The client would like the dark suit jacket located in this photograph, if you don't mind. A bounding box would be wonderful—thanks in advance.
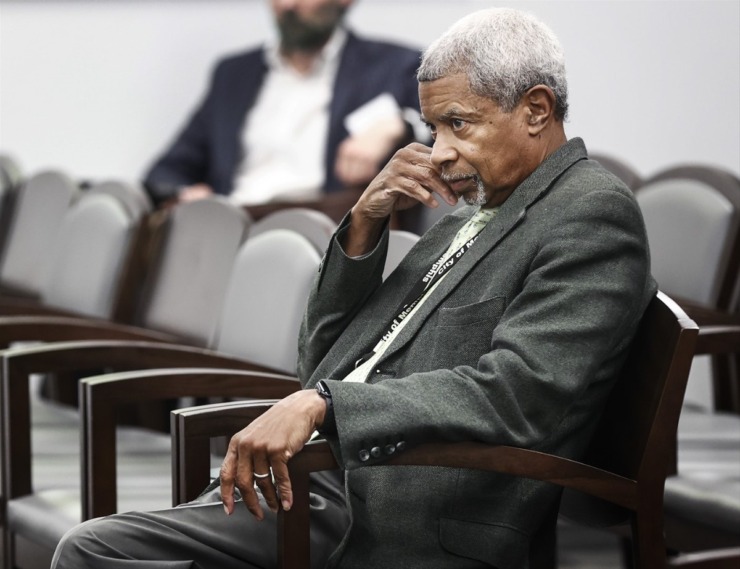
[143,30,422,202]
[298,139,657,569]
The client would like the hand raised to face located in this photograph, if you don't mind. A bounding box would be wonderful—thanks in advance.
[356,143,458,219]
[341,143,458,257]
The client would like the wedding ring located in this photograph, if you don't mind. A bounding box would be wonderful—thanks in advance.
[253,471,271,479]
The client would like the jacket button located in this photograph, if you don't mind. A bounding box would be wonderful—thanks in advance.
[370,446,382,458]
[396,441,406,452]
[384,444,396,455]
[359,449,370,462]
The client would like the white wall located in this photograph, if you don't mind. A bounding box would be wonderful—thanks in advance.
[1,0,738,183]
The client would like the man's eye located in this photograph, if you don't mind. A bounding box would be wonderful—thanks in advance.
[451,118,466,130]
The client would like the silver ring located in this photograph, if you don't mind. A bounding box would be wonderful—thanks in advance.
[253,471,271,479]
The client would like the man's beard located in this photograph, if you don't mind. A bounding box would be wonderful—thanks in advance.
[465,177,487,206]
[278,6,346,53]
[442,173,488,206]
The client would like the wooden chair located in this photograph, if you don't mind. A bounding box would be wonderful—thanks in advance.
[1,230,321,567]
[662,323,740,568]
[170,292,701,568]
[635,165,740,412]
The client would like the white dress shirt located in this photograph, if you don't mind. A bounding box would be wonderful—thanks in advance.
[229,29,347,206]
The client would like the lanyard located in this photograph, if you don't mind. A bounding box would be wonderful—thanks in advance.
[354,226,485,369]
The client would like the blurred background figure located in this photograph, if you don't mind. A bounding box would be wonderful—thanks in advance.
[143,0,426,210]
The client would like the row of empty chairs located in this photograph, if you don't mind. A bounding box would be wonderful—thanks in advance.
[1,150,738,569]
[0,156,422,568]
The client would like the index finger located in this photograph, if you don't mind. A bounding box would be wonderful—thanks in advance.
[404,145,457,207]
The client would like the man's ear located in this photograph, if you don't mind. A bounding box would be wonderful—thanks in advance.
[523,85,556,135]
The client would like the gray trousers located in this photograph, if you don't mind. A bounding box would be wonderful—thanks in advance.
[51,471,348,569]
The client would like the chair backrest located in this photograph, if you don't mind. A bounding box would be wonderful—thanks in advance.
[0,154,23,190]
[384,229,420,280]
[636,166,740,411]
[636,165,740,311]
[589,152,643,191]
[412,199,466,235]
[39,183,147,319]
[85,179,153,220]
[249,208,336,254]
[0,170,80,297]
[136,197,251,347]
[0,155,23,262]
[587,292,697,479]
[213,229,322,373]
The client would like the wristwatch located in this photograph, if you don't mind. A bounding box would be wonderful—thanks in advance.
[315,380,336,435]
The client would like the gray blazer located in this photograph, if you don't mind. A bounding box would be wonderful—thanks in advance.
[298,138,657,569]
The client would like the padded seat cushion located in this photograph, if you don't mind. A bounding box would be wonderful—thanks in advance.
[20,420,177,550]
[677,444,740,480]
[664,477,740,535]
[678,409,740,446]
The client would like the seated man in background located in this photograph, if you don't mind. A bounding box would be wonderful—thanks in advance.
[143,0,425,209]
[53,7,656,569]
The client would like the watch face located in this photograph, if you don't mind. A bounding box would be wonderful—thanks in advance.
[316,381,331,399]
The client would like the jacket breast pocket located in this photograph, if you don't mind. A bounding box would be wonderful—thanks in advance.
[429,296,506,370]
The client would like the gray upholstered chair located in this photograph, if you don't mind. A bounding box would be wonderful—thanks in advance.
[0,197,250,566]
[0,197,251,350]
[634,165,740,564]
[0,170,80,299]
[0,180,150,321]
[384,229,420,280]
[589,152,643,191]
[249,207,337,254]
[0,154,23,190]
[409,198,466,235]
[2,229,321,567]
[0,154,23,263]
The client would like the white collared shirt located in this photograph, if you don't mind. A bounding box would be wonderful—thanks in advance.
[229,28,347,206]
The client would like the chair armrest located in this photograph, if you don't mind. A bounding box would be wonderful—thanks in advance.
[0,315,179,349]
[672,297,740,327]
[694,325,740,414]
[169,400,642,569]
[81,368,300,519]
[171,400,284,505]
[667,547,740,569]
[0,339,288,509]
[694,325,740,355]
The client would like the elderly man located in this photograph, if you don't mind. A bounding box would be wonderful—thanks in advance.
[53,7,655,569]
[144,0,424,207]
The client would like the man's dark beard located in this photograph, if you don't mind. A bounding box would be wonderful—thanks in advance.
[278,7,346,53]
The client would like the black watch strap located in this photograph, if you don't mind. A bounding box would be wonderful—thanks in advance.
[315,380,336,435]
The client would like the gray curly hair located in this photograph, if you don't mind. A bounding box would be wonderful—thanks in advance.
[418,8,569,121]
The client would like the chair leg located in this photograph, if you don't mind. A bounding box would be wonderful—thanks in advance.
[529,502,558,569]
[3,524,15,569]
[630,507,668,569]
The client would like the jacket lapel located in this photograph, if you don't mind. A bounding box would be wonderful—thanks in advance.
[376,138,589,365]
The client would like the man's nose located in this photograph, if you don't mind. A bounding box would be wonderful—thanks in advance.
[429,133,458,169]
